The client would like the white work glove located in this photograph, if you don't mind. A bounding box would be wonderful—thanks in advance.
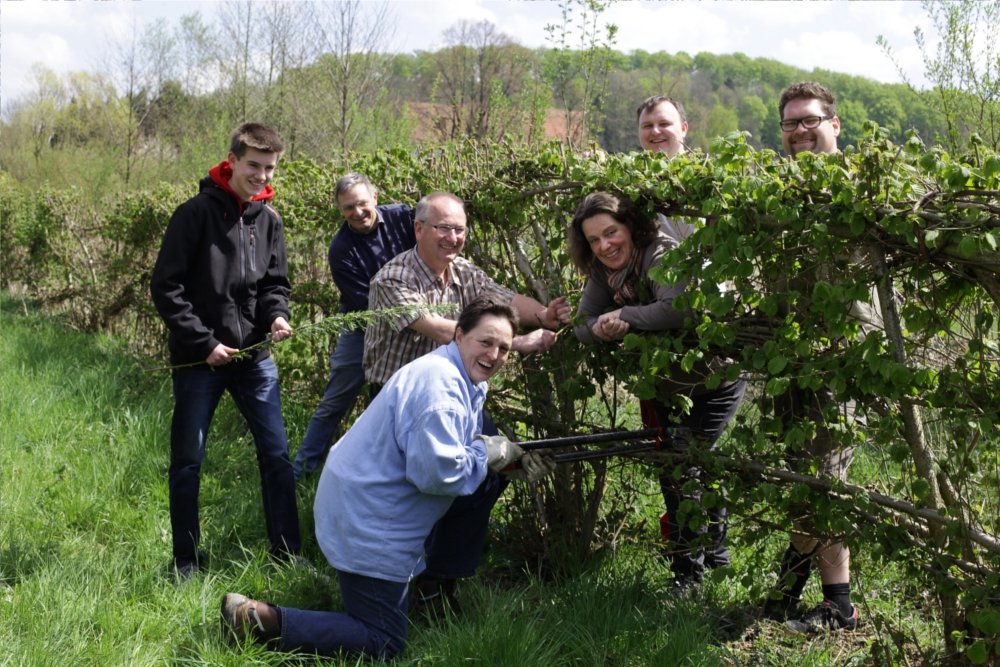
[479,434,524,472]
[504,452,558,484]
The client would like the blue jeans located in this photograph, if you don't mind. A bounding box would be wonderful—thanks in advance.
[643,378,746,581]
[293,331,365,479]
[278,570,408,659]
[168,357,301,565]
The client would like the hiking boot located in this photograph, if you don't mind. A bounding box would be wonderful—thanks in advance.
[666,573,702,599]
[786,601,858,633]
[762,593,800,621]
[220,593,281,645]
[409,575,461,618]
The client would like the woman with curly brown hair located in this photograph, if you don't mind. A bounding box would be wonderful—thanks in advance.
[569,192,746,593]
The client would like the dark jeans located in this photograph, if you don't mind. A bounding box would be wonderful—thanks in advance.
[279,570,408,659]
[422,411,506,579]
[169,357,301,565]
[293,331,365,479]
[642,378,746,581]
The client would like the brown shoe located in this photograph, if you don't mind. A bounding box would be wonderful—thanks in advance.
[220,593,280,645]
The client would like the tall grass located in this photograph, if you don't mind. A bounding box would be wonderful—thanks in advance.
[0,298,941,665]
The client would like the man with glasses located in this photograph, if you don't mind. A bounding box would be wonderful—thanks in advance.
[364,191,569,388]
[292,173,415,480]
[361,191,569,613]
[778,82,840,155]
[762,81,880,633]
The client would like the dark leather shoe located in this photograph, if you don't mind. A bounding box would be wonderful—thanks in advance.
[409,575,461,618]
[172,551,206,582]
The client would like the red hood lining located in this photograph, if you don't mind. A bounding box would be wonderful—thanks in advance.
[208,160,275,209]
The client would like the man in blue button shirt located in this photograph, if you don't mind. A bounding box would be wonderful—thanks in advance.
[293,173,416,479]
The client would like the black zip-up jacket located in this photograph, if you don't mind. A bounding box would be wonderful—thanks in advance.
[151,163,291,367]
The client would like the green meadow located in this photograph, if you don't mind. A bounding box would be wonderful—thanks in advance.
[0,299,939,666]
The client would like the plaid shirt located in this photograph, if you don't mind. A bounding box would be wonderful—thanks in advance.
[364,249,514,385]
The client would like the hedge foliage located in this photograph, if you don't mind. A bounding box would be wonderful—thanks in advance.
[3,129,999,662]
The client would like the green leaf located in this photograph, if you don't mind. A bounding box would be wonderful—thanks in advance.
[983,156,1000,178]
[968,608,1000,635]
[767,355,788,374]
[911,478,931,501]
[765,376,791,396]
[958,235,978,258]
[966,639,989,665]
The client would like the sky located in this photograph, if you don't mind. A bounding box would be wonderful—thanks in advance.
[1,0,933,114]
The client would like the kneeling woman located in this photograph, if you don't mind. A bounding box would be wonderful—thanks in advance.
[221,298,551,659]
[568,192,746,590]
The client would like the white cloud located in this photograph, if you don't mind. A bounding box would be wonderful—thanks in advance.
[393,0,509,52]
[777,31,889,82]
[723,0,833,28]
[2,18,76,109]
[607,2,740,55]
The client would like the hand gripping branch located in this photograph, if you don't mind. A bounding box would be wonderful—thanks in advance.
[514,427,692,464]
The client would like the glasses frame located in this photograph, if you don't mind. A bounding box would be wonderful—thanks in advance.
[780,114,834,132]
[422,221,468,237]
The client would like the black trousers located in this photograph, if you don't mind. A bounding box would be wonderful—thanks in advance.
[642,378,746,580]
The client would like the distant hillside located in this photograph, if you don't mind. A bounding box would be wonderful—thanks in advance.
[0,30,947,191]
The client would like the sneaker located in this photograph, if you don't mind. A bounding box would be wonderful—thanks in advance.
[220,593,280,645]
[786,601,858,633]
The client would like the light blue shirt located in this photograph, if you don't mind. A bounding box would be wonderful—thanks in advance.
[314,341,490,583]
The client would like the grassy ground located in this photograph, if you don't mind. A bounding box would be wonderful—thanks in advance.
[0,298,943,666]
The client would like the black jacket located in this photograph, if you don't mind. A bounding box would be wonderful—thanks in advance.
[151,165,291,367]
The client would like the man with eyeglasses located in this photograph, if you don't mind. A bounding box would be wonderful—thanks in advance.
[762,81,881,634]
[779,82,840,156]
[361,191,570,613]
[292,173,416,480]
[364,191,569,388]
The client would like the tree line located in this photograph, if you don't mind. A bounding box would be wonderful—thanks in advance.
[3,0,996,196]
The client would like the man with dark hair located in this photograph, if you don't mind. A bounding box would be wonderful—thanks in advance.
[637,95,689,156]
[151,122,301,578]
[293,173,415,479]
[763,81,880,632]
[634,96,745,591]
[777,81,840,155]
[221,298,553,660]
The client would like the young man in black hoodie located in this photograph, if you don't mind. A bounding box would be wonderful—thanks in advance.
[151,122,301,578]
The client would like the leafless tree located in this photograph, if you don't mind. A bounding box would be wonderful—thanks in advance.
[432,20,543,141]
[103,18,160,185]
[296,0,397,156]
[213,2,315,150]
[175,13,217,97]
